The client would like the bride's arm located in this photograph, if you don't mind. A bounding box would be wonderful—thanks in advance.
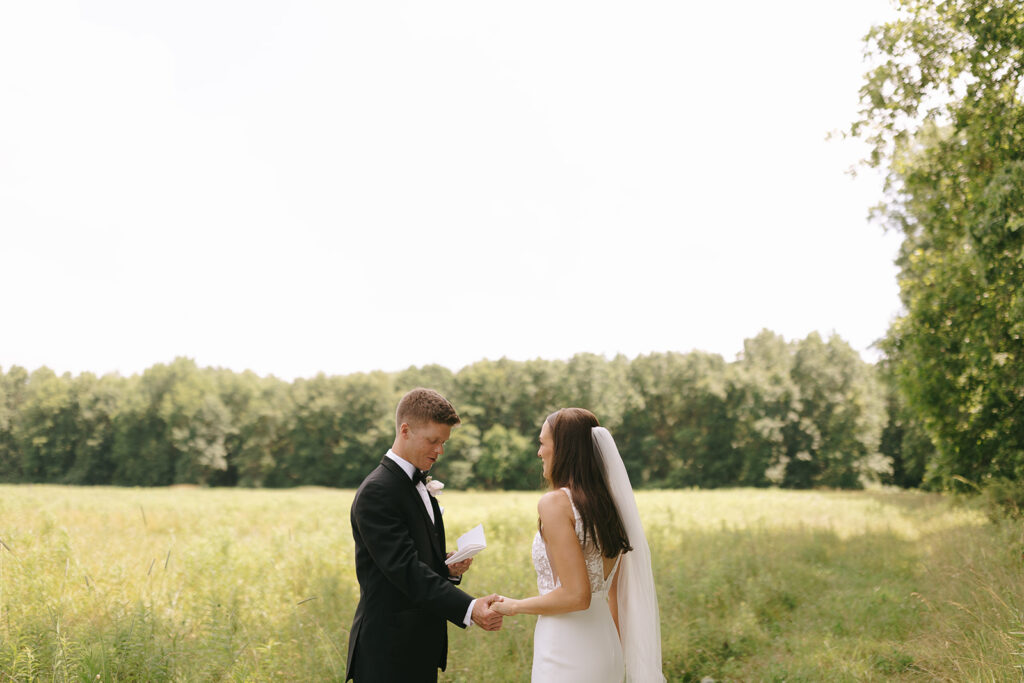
[493,491,591,616]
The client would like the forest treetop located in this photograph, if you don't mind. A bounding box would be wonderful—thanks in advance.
[0,330,922,491]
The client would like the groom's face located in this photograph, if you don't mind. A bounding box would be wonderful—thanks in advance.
[402,420,452,472]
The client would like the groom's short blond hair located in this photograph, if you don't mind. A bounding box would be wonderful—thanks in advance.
[395,388,461,432]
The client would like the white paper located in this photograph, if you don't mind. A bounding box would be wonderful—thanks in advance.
[444,523,486,565]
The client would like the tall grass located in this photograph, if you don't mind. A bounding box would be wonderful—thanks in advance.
[0,485,1020,681]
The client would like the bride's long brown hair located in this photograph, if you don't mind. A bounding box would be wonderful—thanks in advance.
[545,408,632,559]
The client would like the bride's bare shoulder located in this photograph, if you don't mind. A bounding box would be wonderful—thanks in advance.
[537,489,572,518]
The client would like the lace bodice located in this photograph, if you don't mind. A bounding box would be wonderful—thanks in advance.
[532,488,618,596]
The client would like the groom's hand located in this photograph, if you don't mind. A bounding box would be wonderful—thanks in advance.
[447,554,472,578]
[471,594,504,631]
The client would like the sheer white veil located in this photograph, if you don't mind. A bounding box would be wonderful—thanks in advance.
[592,426,665,682]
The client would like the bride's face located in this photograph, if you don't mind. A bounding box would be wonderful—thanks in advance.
[537,420,554,481]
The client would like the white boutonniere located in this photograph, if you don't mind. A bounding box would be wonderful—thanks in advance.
[425,476,444,498]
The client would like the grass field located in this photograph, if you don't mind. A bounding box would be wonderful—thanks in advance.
[0,485,1021,681]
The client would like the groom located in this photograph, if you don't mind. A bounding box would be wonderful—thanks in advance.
[345,388,503,682]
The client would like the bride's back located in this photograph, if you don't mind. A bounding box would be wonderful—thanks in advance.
[558,487,620,594]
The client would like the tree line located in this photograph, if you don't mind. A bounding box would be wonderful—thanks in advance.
[0,330,929,490]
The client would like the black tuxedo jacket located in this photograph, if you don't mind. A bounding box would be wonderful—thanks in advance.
[345,456,472,682]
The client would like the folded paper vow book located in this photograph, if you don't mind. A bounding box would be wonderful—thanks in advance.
[445,524,486,565]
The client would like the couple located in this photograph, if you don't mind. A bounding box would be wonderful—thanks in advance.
[345,388,664,682]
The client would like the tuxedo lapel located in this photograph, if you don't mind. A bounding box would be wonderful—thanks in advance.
[432,496,446,553]
[382,456,445,562]
[419,488,444,560]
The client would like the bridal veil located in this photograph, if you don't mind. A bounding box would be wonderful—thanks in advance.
[592,426,665,683]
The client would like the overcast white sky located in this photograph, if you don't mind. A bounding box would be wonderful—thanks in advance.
[1,0,903,381]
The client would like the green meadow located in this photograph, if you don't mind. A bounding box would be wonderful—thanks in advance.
[0,485,1021,681]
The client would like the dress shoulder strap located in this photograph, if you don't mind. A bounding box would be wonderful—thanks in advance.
[558,487,581,523]
[558,486,576,509]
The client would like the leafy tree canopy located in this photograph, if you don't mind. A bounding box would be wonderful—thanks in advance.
[851,0,1024,487]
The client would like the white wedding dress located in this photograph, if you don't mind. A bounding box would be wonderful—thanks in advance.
[531,487,625,682]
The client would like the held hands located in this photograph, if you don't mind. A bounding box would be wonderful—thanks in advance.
[445,553,502,631]
[489,596,519,617]
[471,594,505,631]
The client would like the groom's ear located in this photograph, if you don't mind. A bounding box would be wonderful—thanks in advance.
[398,422,411,439]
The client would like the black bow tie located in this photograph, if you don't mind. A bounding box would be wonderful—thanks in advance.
[411,470,427,486]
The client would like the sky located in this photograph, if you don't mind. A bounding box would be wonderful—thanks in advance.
[0,0,904,381]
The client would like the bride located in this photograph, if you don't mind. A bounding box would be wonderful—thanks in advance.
[491,408,664,682]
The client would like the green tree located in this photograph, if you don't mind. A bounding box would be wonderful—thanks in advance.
[110,358,220,486]
[434,422,482,489]
[0,366,29,480]
[65,372,122,485]
[273,372,393,487]
[729,330,801,487]
[163,364,233,486]
[453,358,550,436]
[729,332,889,489]
[213,370,291,488]
[878,360,935,488]
[786,334,889,488]
[474,425,540,490]
[17,368,78,482]
[620,351,732,487]
[563,353,635,433]
[853,0,1024,486]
